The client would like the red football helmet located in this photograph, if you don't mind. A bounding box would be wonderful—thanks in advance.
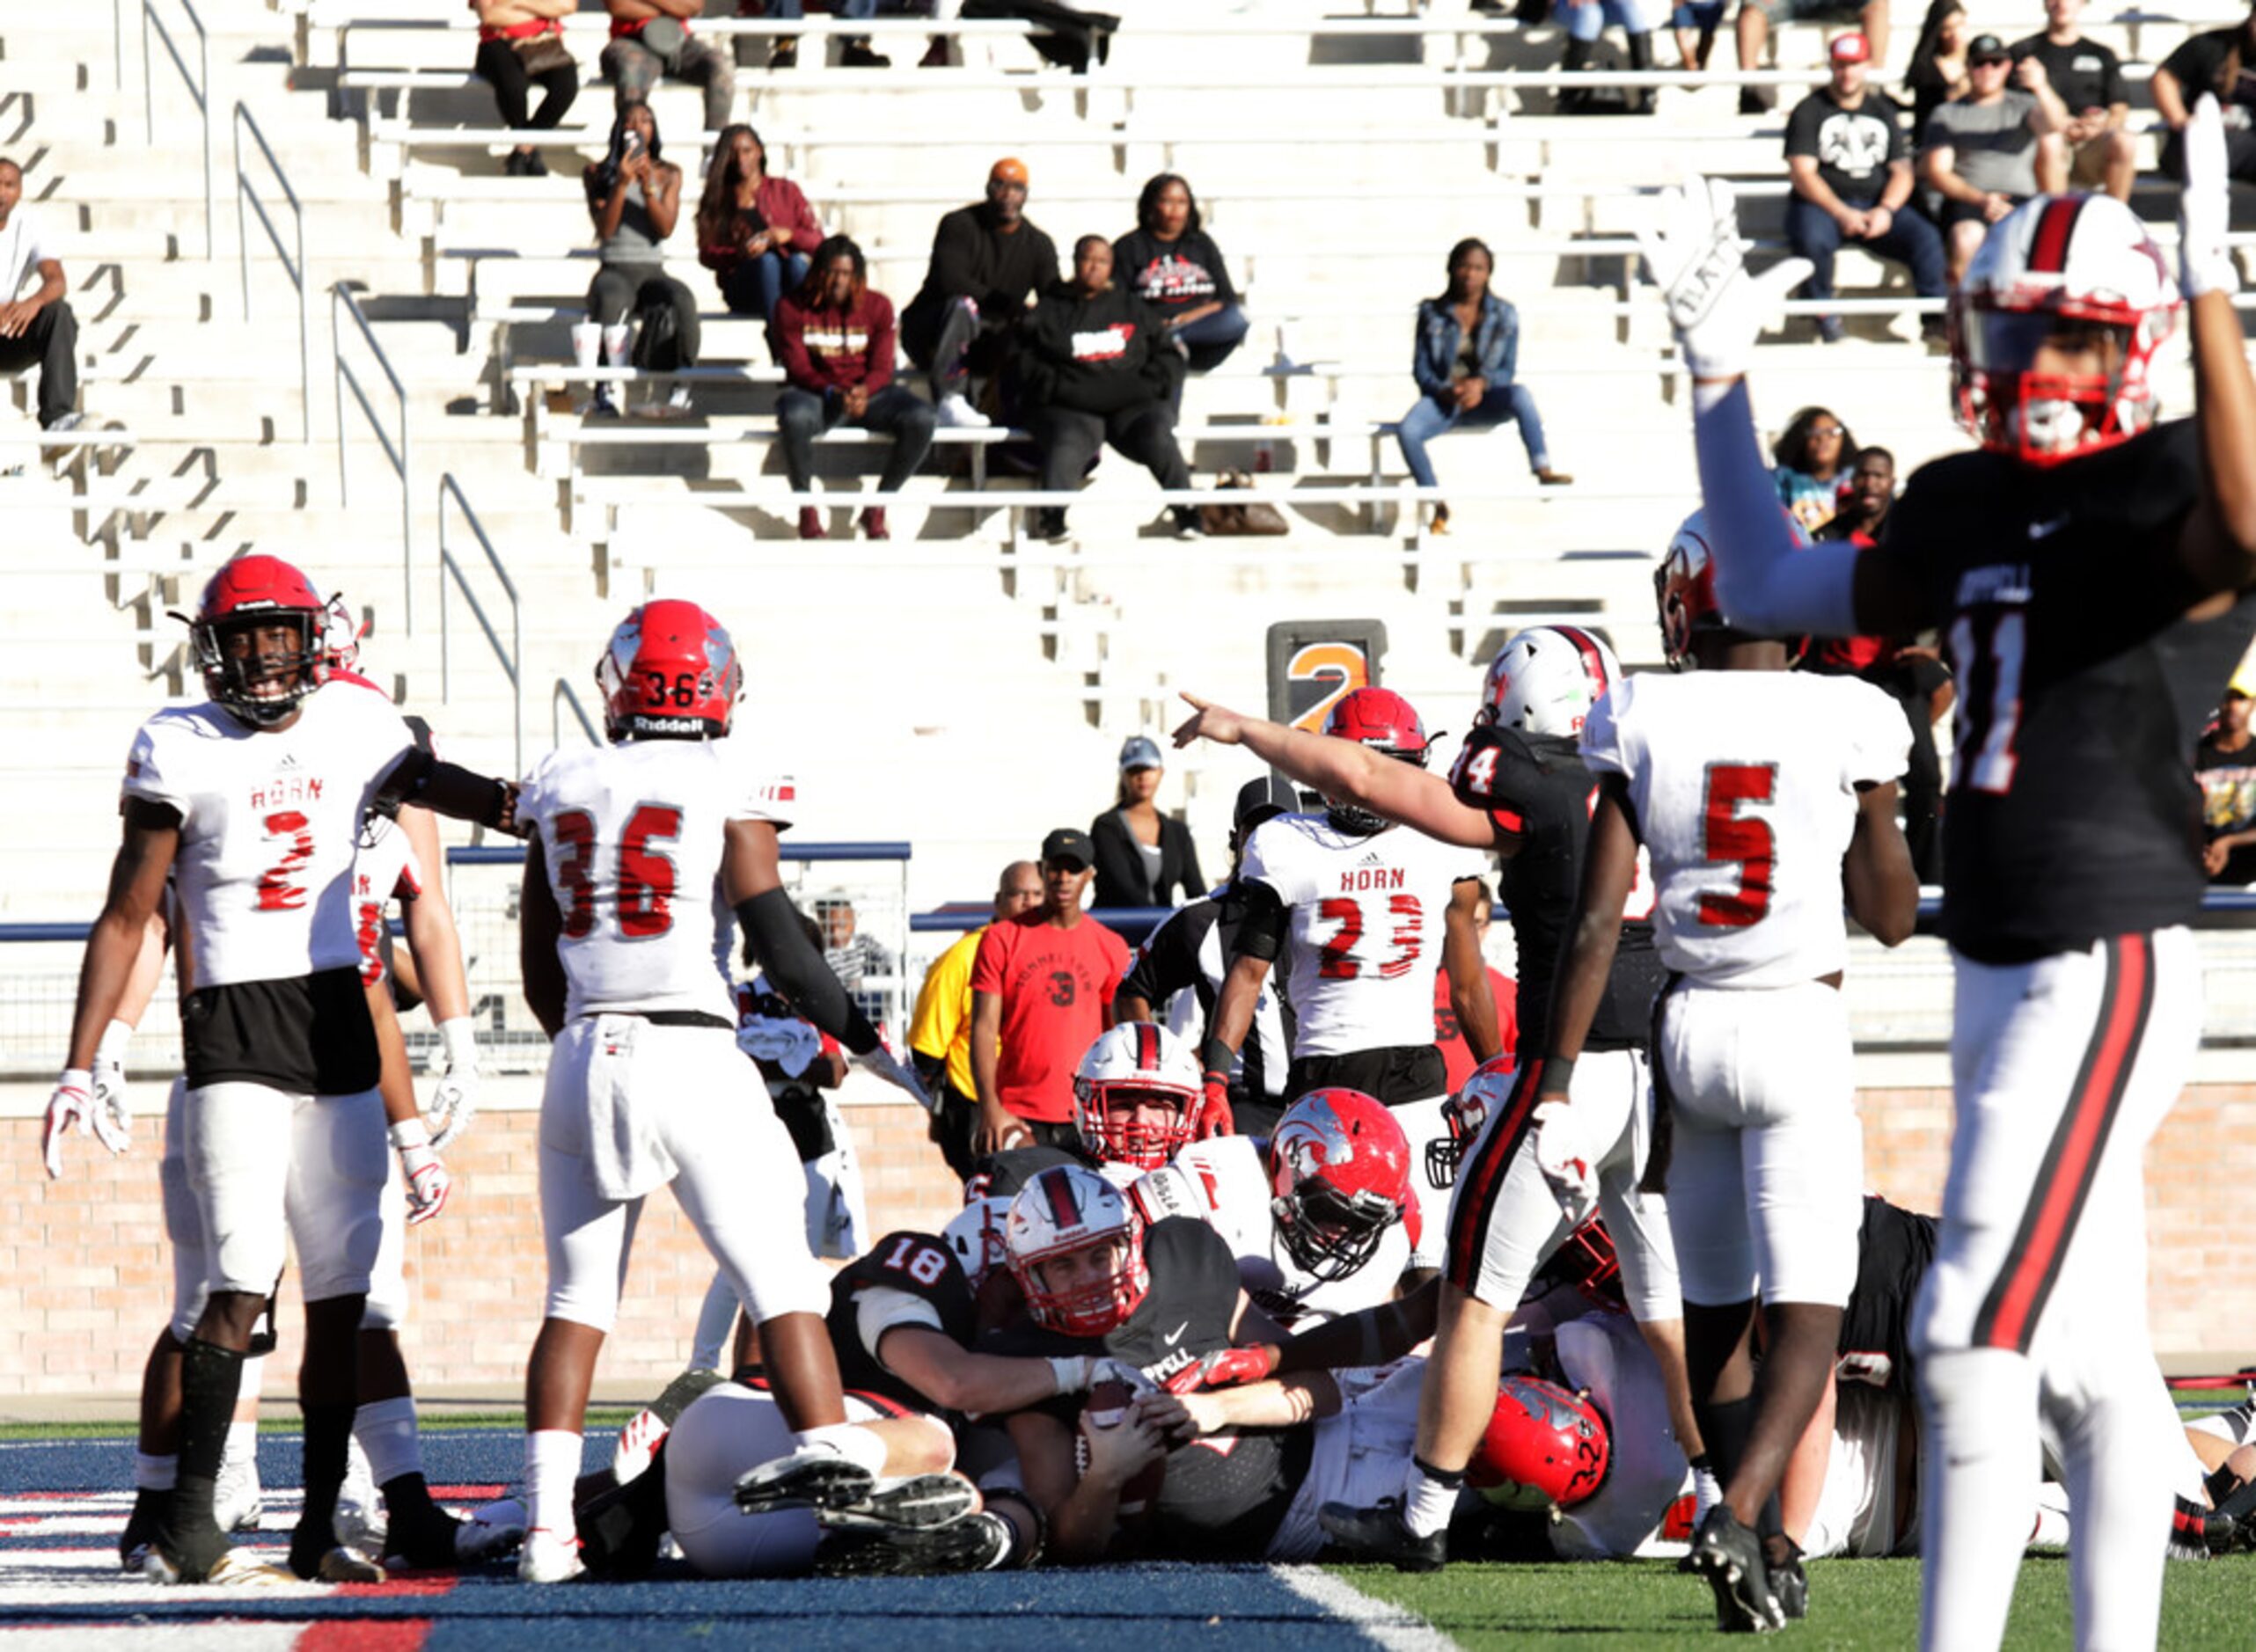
[1536,1217,1624,1310]
[595,598,743,741]
[1321,687,1432,832]
[1469,1375,1611,1511]
[1005,1165,1150,1337]
[1268,1088,1416,1283]
[1432,1054,1520,1188]
[1950,193,2179,467]
[1073,1023,1204,1172]
[180,554,329,728]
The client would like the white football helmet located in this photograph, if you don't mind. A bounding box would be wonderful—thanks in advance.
[1476,626,1623,739]
[941,1195,1014,1290]
[1073,1023,1204,1172]
[1004,1165,1149,1338]
[1950,193,2180,466]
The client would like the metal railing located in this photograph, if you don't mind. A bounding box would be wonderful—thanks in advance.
[331,283,413,628]
[553,676,599,748]
[233,103,311,445]
[437,473,522,775]
[142,0,213,259]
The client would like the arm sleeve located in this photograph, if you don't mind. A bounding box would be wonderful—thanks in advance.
[1121,907,1196,1004]
[736,887,880,1054]
[1694,378,1865,638]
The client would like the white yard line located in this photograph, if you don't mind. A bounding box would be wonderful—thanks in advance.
[1270,1564,1459,1652]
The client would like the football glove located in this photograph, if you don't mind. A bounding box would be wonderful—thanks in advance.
[853,1042,934,1114]
[1637,178,1811,381]
[1164,1345,1280,1395]
[426,1016,480,1151]
[90,1018,134,1156]
[390,1118,451,1224]
[2180,96,2238,299]
[1530,1100,1600,1227]
[1194,1071,1234,1140]
[42,1069,99,1180]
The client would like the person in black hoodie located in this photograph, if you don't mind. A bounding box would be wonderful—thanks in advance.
[899,157,1061,429]
[1017,235,1198,544]
[1112,173,1248,378]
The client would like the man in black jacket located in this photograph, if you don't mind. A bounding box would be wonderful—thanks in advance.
[899,158,1060,428]
[1017,236,1198,542]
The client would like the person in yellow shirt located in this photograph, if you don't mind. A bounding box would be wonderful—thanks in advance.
[911,859,1043,1177]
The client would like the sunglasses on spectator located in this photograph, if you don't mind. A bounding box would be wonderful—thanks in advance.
[1809,424,1845,438]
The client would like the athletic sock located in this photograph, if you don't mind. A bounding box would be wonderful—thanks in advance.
[1403,1455,1465,1539]
[163,1339,245,1575]
[526,1429,583,1538]
[356,1395,423,1487]
[291,1400,355,1575]
[794,1421,890,1477]
[222,1421,260,1484]
[135,1451,179,1492]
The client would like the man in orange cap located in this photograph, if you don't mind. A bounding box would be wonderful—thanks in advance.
[899,157,1060,428]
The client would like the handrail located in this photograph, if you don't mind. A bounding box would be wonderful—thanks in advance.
[143,0,214,259]
[553,676,598,748]
[233,103,311,445]
[437,473,523,776]
[331,283,414,628]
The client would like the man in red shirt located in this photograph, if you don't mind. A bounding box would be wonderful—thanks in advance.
[969,828,1130,1155]
[1433,879,1518,1093]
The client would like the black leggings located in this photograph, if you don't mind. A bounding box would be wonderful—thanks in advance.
[472,38,579,131]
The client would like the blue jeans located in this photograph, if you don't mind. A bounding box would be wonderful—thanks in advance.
[720,250,811,323]
[1396,384,1549,487]
[1169,303,1249,374]
[1556,0,1648,40]
[1784,195,1947,304]
[767,1,877,17]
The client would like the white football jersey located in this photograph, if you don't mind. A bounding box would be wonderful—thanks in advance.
[122,682,416,991]
[1131,1135,1412,1327]
[351,814,425,987]
[1549,1309,1692,1561]
[1239,812,1486,1057]
[1579,673,1908,987]
[517,737,795,1023]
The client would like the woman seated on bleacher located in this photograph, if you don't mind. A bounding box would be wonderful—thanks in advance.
[575,103,700,418]
[695,124,826,328]
[1111,173,1249,383]
[470,0,580,177]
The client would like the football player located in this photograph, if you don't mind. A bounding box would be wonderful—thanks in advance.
[1528,510,1916,1628]
[1130,1086,1420,1330]
[1201,687,1500,1268]
[1170,632,1699,1570]
[1071,1021,1205,1179]
[1643,97,2256,1650]
[511,599,927,1583]
[46,556,519,1586]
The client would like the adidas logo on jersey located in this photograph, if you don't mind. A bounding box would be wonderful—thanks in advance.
[1355,851,1385,867]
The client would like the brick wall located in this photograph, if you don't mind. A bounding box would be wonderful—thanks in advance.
[6,1084,2254,1398]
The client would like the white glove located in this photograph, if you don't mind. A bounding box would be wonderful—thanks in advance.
[1637,178,1813,381]
[1530,1100,1600,1227]
[426,1016,481,1151]
[391,1118,452,1225]
[42,1069,99,1180]
[90,1018,134,1156]
[2179,95,2238,300]
[853,1042,934,1114]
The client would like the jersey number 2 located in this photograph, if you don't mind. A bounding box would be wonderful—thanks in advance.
[552,803,683,939]
[1698,763,1776,929]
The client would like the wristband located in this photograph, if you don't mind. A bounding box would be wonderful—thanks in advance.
[388,1118,432,1153]
[1538,1055,1575,1096]
[1047,1356,1090,1395]
[1198,1034,1235,1074]
[58,1065,92,1094]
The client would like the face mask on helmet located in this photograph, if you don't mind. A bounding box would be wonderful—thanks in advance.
[1469,1375,1612,1512]
[179,556,329,729]
[1530,1217,1624,1311]
[1321,689,1432,835]
[1268,1089,1413,1283]
[1005,1166,1151,1337]
[1073,1023,1204,1173]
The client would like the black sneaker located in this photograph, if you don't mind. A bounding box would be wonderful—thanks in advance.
[1029,507,1069,543]
[1317,1496,1446,1573]
[733,1451,978,1531]
[1737,87,1771,116]
[841,40,891,68]
[814,1509,1010,1576]
[524,147,549,178]
[1689,1508,1783,1633]
[1169,505,1204,540]
[1763,1534,1808,1621]
[503,149,530,178]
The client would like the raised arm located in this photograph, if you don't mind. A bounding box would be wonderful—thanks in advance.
[2174,97,2256,596]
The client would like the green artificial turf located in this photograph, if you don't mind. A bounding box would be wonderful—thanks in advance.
[1337,1553,2246,1648]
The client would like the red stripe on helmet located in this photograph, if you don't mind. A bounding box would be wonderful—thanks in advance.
[1551,626,1612,695]
[2026,195,2087,276]
[1038,1166,1081,1231]
[1136,1022,1160,1074]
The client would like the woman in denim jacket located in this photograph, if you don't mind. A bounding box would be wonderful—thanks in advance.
[1397,238,1571,535]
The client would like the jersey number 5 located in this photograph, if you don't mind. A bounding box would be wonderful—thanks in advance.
[1698,763,1776,929]
[552,803,683,939]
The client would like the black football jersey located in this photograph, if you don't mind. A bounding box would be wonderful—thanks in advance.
[1884,420,2256,961]
[1837,1196,1937,1395]
[825,1230,978,1418]
[1141,1422,1315,1561]
[1447,723,1666,1049]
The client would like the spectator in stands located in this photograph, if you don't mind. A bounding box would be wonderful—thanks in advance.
[817,894,897,1028]
[1918,33,2068,283]
[1903,0,1970,146]
[969,828,1132,1154]
[694,123,823,325]
[900,157,1060,429]
[1784,33,1945,346]
[1735,0,1889,116]
[576,103,698,418]
[471,0,579,177]
[757,1,889,70]
[1016,234,1199,544]
[1434,881,1518,1093]
[2200,687,2256,886]
[2153,6,2256,184]
[1672,0,1725,71]
[1399,237,1571,538]
[910,859,1044,1178]
[951,1,1123,74]
[2011,0,2134,201]
[600,0,736,136]
[1555,0,1658,116]
[1090,735,1205,910]
[772,236,934,542]
[1112,174,1249,378]
[1771,405,1856,532]
[0,158,80,435]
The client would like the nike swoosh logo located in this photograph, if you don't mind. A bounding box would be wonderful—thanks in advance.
[1162,1323,1189,1347]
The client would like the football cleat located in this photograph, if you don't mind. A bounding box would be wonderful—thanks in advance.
[1688,1507,1783,1633]
[311,1546,386,1584]
[120,1488,169,1572]
[214,1457,264,1535]
[1317,1496,1447,1573]
[813,1509,1011,1576]
[1762,1534,1809,1621]
[613,1367,727,1484]
[333,1436,384,1553]
[455,1496,530,1563]
[732,1452,979,1531]
[143,1543,297,1588]
[517,1525,586,1583]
